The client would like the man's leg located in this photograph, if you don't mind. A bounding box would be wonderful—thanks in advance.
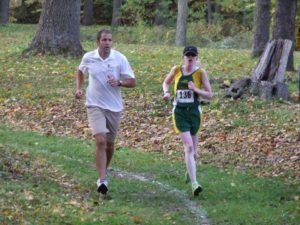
[105,110,121,169]
[106,142,115,168]
[94,133,107,181]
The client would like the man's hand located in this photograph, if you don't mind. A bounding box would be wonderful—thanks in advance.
[107,75,120,87]
[75,89,84,99]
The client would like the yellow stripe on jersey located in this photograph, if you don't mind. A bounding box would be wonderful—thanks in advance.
[173,65,203,94]
[172,106,180,134]
[192,69,203,89]
[173,66,181,95]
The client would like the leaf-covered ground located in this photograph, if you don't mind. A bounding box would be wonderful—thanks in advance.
[0,24,300,182]
[1,63,299,180]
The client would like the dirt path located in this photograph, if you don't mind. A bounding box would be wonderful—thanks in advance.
[111,169,210,225]
[37,148,210,225]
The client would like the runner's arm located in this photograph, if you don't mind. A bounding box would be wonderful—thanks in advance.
[188,69,213,100]
[162,66,176,94]
[75,69,84,99]
[162,66,176,100]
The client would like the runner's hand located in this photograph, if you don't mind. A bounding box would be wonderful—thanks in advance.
[163,92,170,101]
[75,89,84,99]
[188,81,196,91]
[107,75,120,87]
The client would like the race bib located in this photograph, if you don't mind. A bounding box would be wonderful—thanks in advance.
[176,89,194,103]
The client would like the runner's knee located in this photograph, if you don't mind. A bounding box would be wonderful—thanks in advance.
[94,134,106,149]
[106,142,114,152]
[185,145,194,154]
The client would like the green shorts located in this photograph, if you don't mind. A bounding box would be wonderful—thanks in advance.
[172,105,202,135]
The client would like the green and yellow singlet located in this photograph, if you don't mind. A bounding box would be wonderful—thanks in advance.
[172,65,204,135]
[173,65,203,107]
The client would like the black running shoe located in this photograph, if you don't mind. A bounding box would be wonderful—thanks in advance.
[192,182,203,196]
[97,179,108,194]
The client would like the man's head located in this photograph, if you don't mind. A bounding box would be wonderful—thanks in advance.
[97,29,112,56]
[97,29,112,41]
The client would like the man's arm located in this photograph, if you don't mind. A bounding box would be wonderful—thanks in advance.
[75,69,84,99]
[107,74,136,88]
[119,78,136,88]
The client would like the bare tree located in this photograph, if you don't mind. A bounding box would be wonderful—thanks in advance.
[175,0,188,46]
[111,0,122,28]
[83,0,94,26]
[214,3,221,15]
[272,0,297,71]
[0,0,9,25]
[206,0,212,25]
[154,0,167,25]
[252,0,271,57]
[26,0,83,56]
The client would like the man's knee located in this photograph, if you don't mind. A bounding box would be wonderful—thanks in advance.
[94,134,107,149]
[107,142,114,150]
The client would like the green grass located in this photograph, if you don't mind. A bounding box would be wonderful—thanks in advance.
[1,126,299,225]
[0,127,194,225]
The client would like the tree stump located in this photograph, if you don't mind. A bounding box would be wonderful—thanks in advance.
[252,39,292,100]
[226,39,292,101]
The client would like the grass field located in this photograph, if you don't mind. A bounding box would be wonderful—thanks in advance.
[1,127,299,225]
[0,23,300,225]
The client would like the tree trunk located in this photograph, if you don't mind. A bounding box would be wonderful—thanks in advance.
[175,0,188,46]
[154,0,167,26]
[0,0,9,25]
[213,3,220,14]
[296,24,300,51]
[26,0,83,56]
[272,0,297,71]
[252,0,271,57]
[111,0,122,28]
[206,0,212,25]
[298,65,300,102]
[83,0,94,26]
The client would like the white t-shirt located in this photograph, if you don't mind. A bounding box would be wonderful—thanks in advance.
[79,49,135,112]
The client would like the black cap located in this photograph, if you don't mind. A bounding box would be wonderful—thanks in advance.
[183,45,198,56]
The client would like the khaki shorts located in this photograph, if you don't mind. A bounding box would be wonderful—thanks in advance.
[87,107,121,142]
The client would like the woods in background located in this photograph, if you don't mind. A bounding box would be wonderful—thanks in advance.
[2,0,299,66]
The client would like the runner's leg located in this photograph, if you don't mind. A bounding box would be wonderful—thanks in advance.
[94,133,107,181]
[192,135,199,159]
[106,142,114,168]
[180,132,197,183]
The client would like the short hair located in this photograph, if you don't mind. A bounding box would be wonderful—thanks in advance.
[96,29,112,40]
